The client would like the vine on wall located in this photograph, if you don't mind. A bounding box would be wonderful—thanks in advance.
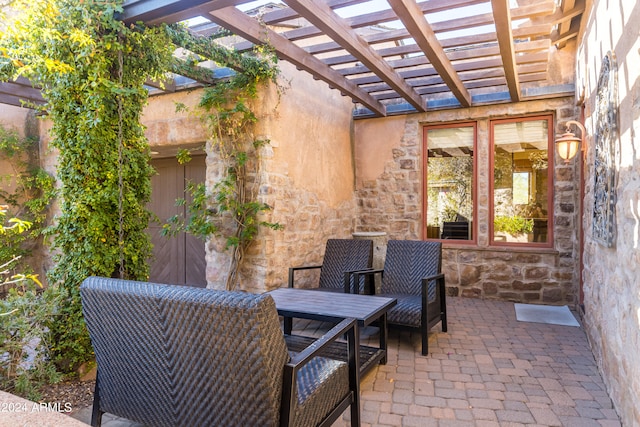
[165,27,283,290]
[0,0,174,371]
[0,125,55,277]
[0,0,282,376]
[0,126,59,399]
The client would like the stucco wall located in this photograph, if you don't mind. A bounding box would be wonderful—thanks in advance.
[234,61,357,291]
[142,62,358,291]
[354,98,582,305]
[576,0,640,425]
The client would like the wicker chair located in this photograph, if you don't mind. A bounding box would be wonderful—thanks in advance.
[289,239,373,293]
[354,240,447,355]
[80,276,360,427]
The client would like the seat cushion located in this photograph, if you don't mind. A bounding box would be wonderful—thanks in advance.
[293,356,350,427]
[380,294,422,327]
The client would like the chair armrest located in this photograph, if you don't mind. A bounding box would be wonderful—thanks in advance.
[421,273,445,297]
[281,318,359,426]
[287,317,357,367]
[423,272,444,282]
[288,265,323,287]
[353,269,384,294]
[342,267,374,293]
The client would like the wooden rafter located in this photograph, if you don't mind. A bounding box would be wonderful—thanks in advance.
[557,0,576,48]
[206,6,387,117]
[388,0,472,108]
[284,0,425,112]
[121,0,243,24]
[1,0,587,114]
[140,0,249,25]
[491,0,520,102]
[0,79,45,106]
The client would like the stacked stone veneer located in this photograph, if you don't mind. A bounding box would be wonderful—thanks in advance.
[355,99,582,305]
[205,143,358,291]
[203,62,359,292]
[575,0,640,425]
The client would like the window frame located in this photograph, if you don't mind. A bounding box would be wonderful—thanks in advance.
[489,115,554,248]
[422,121,478,244]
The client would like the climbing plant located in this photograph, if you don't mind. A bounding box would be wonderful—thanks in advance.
[0,124,59,400]
[0,205,62,400]
[0,0,174,371]
[164,26,283,290]
[0,125,56,274]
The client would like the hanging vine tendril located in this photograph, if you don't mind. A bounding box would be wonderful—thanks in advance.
[117,45,125,279]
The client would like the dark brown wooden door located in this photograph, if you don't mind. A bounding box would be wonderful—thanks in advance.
[147,156,206,287]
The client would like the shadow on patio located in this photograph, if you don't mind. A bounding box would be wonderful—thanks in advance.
[73,297,621,427]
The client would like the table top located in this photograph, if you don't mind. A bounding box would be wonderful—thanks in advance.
[267,288,397,326]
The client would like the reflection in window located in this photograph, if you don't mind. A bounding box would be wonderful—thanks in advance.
[491,117,551,244]
[424,124,475,241]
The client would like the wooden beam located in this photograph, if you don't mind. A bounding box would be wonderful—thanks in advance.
[206,6,387,117]
[557,0,576,49]
[0,94,41,108]
[141,0,247,25]
[550,4,585,26]
[285,0,425,112]
[0,81,45,104]
[121,0,243,24]
[388,0,471,108]
[190,0,368,36]
[491,0,520,102]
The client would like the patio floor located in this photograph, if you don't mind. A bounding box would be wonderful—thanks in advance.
[72,296,621,427]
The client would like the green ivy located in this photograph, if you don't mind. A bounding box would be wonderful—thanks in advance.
[0,126,56,275]
[0,0,174,371]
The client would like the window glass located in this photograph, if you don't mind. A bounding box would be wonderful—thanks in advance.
[491,117,551,244]
[424,124,475,241]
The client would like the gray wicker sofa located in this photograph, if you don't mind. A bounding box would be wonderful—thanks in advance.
[80,276,360,427]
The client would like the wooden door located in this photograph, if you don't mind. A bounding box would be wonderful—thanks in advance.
[147,156,206,287]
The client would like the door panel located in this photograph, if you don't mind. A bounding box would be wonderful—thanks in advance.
[148,156,206,287]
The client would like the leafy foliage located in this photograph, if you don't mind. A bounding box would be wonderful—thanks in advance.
[164,27,283,290]
[0,206,61,401]
[427,156,473,226]
[494,215,533,235]
[0,126,56,275]
[0,0,174,371]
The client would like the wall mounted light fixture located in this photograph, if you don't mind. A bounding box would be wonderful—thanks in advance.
[555,120,586,163]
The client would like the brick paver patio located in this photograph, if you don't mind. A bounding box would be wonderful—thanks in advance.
[73,296,621,427]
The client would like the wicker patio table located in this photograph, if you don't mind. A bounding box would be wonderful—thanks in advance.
[268,287,397,376]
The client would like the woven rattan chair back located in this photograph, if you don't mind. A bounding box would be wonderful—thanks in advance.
[81,277,289,427]
[381,240,442,300]
[318,239,373,292]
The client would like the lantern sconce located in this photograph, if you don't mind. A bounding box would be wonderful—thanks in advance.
[555,120,586,163]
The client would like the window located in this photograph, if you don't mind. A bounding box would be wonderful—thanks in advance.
[423,123,476,241]
[490,116,553,245]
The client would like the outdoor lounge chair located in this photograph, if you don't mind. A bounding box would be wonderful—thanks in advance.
[289,238,373,293]
[354,240,447,355]
[80,276,360,427]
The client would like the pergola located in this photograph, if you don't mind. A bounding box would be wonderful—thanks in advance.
[1,0,585,117]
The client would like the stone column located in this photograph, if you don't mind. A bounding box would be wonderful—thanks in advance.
[352,231,387,293]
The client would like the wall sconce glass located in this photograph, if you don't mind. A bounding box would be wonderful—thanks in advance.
[555,120,586,163]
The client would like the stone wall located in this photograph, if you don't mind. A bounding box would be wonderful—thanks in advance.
[576,0,640,425]
[236,61,358,292]
[354,98,582,305]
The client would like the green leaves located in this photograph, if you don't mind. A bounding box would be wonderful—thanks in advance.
[1,0,174,372]
[162,27,282,290]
